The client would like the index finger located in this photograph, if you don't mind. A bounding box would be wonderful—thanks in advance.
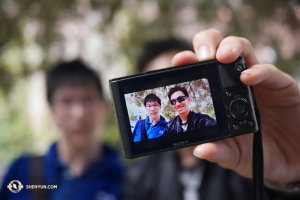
[216,36,259,67]
[192,28,223,61]
[172,29,224,66]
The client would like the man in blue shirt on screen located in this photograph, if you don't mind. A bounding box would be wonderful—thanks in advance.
[132,93,167,142]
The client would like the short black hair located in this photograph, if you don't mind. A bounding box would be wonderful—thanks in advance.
[137,38,193,73]
[167,86,189,100]
[144,93,161,107]
[46,59,103,105]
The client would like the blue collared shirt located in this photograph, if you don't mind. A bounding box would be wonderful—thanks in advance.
[132,116,167,142]
[0,143,124,200]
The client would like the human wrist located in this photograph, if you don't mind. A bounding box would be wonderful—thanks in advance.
[264,179,300,196]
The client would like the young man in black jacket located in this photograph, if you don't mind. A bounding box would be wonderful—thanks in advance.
[124,36,300,200]
[124,38,253,200]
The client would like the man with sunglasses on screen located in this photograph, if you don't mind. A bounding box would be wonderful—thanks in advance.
[132,93,167,141]
[166,86,216,134]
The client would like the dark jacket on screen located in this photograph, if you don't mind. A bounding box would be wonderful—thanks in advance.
[166,111,217,134]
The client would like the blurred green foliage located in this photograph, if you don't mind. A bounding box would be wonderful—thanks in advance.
[0,0,300,172]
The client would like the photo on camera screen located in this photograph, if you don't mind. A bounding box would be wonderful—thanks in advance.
[124,78,217,143]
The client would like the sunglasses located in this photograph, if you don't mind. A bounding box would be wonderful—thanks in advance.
[170,96,188,105]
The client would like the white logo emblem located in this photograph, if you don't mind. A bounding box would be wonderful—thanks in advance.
[7,180,24,193]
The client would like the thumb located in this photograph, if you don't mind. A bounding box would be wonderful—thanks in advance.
[193,135,253,178]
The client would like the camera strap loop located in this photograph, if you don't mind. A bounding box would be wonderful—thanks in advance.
[141,120,148,141]
[252,100,265,200]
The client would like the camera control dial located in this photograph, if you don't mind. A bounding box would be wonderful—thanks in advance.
[229,98,250,120]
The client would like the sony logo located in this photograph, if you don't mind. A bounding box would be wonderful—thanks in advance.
[173,140,189,146]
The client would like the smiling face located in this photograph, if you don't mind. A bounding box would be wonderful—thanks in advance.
[170,91,190,116]
[145,100,161,121]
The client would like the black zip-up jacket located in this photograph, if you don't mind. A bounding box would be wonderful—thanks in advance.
[124,151,252,200]
[166,111,217,134]
[124,151,300,200]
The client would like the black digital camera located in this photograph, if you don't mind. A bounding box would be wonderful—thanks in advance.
[110,55,258,158]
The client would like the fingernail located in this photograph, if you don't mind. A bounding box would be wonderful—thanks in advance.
[197,45,211,60]
[241,68,254,75]
[193,146,202,158]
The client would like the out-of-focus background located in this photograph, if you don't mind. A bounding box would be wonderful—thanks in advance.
[0,0,300,180]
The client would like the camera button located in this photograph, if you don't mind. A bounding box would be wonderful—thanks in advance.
[236,64,244,73]
[229,98,250,120]
[233,124,239,131]
[226,91,233,98]
[247,120,255,128]
[240,88,248,95]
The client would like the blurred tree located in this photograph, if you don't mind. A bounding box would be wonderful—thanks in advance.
[1,0,300,92]
[0,0,124,93]
[0,0,125,170]
[121,0,300,74]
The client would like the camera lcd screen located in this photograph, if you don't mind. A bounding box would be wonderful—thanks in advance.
[111,61,234,157]
[124,78,218,143]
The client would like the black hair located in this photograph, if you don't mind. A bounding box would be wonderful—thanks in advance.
[143,93,161,107]
[137,38,193,73]
[167,86,189,100]
[46,59,103,105]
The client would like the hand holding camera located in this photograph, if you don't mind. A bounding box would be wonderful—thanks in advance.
[111,52,258,158]
[177,29,300,186]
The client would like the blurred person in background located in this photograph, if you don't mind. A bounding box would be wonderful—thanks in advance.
[124,35,300,200]
[0,60,124,200]
[123,38,253,200]
[177,29,300,199]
